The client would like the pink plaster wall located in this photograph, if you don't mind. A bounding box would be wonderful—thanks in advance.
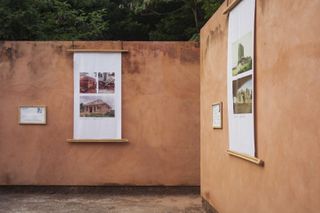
[0,41,200,186]
[201,0,320,212]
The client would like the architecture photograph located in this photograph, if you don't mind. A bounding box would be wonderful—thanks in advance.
[80,72,97,93]
[80,98,114,117]
[98,72,115,94]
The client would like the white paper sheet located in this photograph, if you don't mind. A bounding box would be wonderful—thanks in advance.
[73,53,122,139]
[20,107,46,124]
[212,104,222,128]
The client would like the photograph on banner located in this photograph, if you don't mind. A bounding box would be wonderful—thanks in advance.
[98,72,115,94]
[80,72,97,93]
[232,75,253,114]
[232,32,253,76]
[80,95,115,117]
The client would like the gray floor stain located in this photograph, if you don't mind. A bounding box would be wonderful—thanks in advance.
[0,193,205,213]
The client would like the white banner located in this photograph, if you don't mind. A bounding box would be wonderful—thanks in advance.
[73,53,122,139]
[227,0,256,156]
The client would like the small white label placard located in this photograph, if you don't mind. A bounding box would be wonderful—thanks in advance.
[19,106,46,124]
[212,102,222,129]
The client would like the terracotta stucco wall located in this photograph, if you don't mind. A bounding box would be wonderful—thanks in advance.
[201,0,320,212]
[0,41,200,186]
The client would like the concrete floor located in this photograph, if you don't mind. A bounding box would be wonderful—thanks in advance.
[0,193,204,213]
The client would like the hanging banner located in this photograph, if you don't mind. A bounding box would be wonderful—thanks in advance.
[73,53,122,139]
[227,0,256,156]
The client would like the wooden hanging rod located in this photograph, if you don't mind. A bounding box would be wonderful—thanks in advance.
[227,150,264,166]
[67,138,129,143]
[66,49,129,53]
[223,0,242,15]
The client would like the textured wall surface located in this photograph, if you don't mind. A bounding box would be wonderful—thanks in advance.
[0,41,200,186]
[200,0,320,212]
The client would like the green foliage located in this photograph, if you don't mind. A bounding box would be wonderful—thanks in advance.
[0,0,109,40]
[0,0,223,41]
[201,0,224,19]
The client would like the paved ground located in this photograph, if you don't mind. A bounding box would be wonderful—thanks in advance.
[0,193,204,213]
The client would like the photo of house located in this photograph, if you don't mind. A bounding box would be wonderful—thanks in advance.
[232,32,253,76]
[80,72,97,93]
[232,75,253,114]
[80,96,115,117]
[98,72,115,93]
